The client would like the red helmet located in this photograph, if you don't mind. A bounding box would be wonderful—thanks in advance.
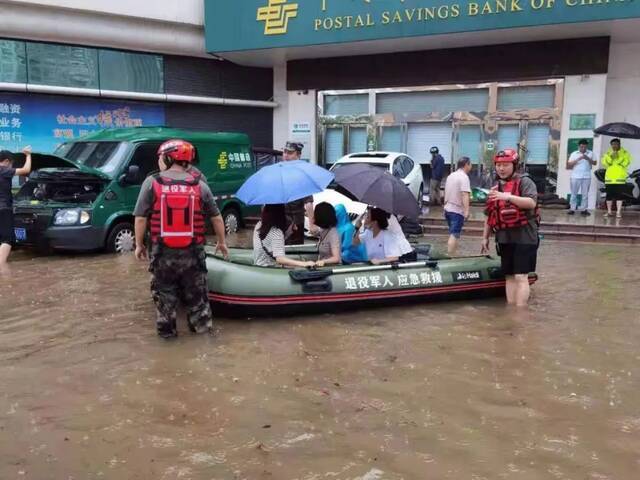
[157,139,195,163]
[494,148,519,164]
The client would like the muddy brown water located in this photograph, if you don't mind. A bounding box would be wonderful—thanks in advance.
[1,234,639,480]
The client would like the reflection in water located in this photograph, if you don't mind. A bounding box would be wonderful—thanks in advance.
[0,236,639,479]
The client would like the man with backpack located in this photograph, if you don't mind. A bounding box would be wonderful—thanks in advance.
[134,139,228,338]
[482,148,539,307]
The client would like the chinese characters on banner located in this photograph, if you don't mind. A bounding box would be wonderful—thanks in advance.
[344,271,444,291]
[0,92,165,154]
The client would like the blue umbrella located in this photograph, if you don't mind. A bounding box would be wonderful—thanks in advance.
[236,160,334,205]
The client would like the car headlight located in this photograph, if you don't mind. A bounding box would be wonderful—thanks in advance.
[54,209,91,226]
[54,209,79,225]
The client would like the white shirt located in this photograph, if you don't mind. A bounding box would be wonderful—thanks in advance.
[359,229,404,261]
[569,149,594,180]
[387,215,414,256]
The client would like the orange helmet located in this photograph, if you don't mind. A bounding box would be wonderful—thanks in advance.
[494,148,519,164]
[157,139,195,163]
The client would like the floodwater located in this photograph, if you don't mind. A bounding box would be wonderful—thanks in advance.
[1,236,639,480]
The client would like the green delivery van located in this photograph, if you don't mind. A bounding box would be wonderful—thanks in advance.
[12,127,258,253]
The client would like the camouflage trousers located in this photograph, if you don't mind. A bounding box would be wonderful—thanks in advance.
[149,245,212,338]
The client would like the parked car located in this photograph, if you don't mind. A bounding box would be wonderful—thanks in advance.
[329,152,426,206]
[12,127,259,253]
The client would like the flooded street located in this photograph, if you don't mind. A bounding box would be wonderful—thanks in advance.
[1,237,639,480]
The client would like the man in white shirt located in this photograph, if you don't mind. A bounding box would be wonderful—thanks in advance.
[443,157,472,255]
[567,139,596,216]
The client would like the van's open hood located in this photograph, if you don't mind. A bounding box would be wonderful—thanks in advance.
[12,152,111,180]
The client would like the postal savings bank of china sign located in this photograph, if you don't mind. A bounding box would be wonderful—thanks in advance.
[205,0,640,52]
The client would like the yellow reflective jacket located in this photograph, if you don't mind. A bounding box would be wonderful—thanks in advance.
[602,147,631,184]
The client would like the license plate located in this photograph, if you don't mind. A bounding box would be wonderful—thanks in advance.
[14,227,26,242]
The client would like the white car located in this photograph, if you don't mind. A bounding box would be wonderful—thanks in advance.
[329,152,426,207]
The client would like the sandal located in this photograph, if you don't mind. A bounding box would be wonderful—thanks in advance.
[603,212,612,217]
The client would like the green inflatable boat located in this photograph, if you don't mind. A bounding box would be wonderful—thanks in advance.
[205,243,537,316]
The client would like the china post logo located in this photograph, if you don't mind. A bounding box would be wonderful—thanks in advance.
[257,0,299,35]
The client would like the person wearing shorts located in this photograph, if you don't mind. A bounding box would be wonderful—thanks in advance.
[443,157,472,256]
[482,148,539,307]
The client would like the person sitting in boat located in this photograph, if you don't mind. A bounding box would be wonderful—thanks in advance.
[334,204,367,264]
[308,202,341,267]
[352,207,405,265]
[253,204,315,268]
[388,214,417,262]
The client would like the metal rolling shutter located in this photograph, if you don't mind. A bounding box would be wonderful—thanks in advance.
[526,124,550,164]
[407,123,452,165]
[456,125,482,163]
[380,126,402,152]
[324,127,343,165]
[497,125,520,153]
[348,127,367,153]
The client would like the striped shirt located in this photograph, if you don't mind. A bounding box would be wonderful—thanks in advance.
[253,223,286,267]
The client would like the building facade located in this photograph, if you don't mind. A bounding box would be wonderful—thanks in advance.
[206,0,640,206]
[0,0,275,158]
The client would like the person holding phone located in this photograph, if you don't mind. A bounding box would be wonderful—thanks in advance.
[567,139,596,216]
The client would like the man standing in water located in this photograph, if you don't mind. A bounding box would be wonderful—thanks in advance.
[134,139,228,338]
[0,146,32,269]
[482,149,539,307]
[282,141,314,245]
[429,146,445,206]
[443,156,472,256]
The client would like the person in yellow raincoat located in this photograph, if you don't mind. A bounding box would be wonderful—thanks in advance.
[602,138,632,218]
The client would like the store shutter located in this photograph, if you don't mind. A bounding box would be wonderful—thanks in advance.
[407,123,452,165]
[497,86,555,110]
[456,125,482,163]
[377,89,489,115]
[497,125,520,153]
[323,94,369,116]
[324,127,344,165]
[526,124,550,165]
[380,126,402,152]
[348,127,367,153]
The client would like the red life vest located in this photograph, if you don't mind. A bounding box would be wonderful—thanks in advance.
[150,173,206,248]
[486,176,540,232]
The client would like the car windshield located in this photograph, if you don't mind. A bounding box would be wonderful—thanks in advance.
[332,162,389,171]
[54,142,130,176]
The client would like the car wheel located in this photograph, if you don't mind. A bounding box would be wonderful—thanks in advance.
[222,207,240,234]
[106,222,135,253]
[417,184,424,207]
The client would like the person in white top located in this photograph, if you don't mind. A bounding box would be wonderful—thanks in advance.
[567,139,596,216]
[443,157,472,256]
[353,207,404,265]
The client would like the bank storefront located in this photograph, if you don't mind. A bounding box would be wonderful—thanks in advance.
[206,0,640,205]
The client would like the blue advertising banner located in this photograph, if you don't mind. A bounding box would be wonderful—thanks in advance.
[0,92,165,154]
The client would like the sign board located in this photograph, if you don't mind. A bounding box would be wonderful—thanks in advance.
[205,0,640,53]
[569,113,596,131]
[0,92,165,154]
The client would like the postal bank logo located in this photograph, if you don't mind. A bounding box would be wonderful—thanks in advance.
[257,0,299,35]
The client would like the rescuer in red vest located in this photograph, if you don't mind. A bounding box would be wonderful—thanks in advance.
[482,148,540,307]
[133,139,229,338]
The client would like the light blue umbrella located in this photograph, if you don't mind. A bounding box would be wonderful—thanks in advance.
[236,160,334,205]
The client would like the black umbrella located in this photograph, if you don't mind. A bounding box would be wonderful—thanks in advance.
[593,122,640,139]
[332,163,421,219]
